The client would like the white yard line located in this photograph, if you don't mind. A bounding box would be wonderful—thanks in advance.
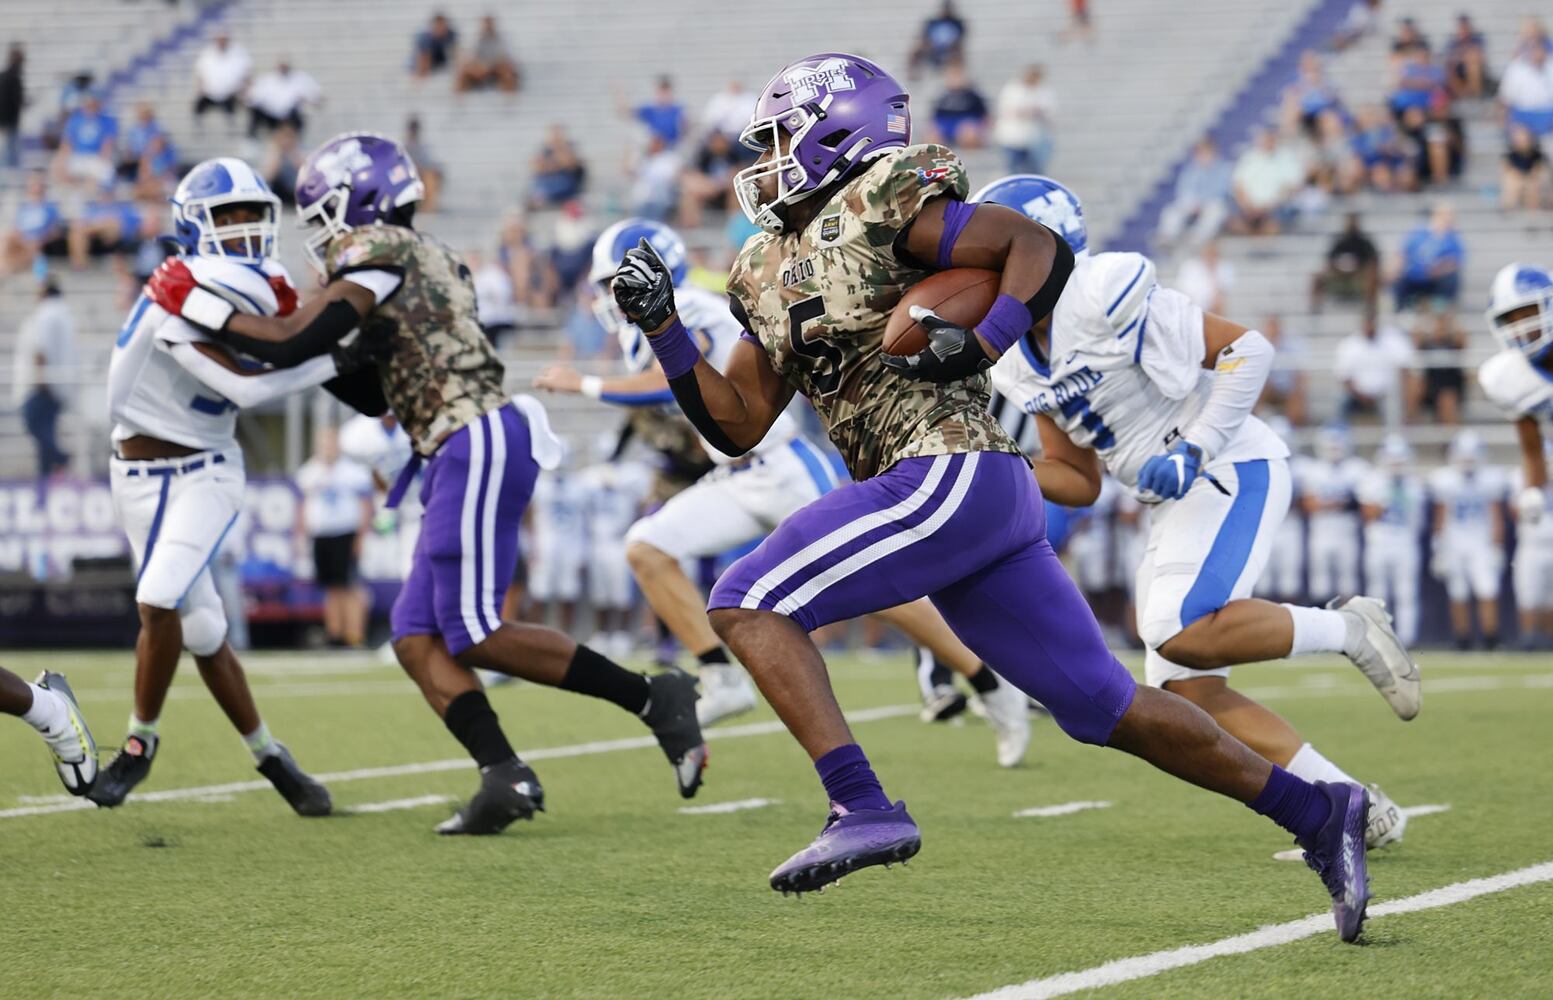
[1401,803,1452,819]
[678,797,780,815]
[1013,801,1113,819]
[964,861,1553,1000]
[1240,673,1553,702]
[345,794,454,814]
[75,679,419,702]
[1,704,916,821]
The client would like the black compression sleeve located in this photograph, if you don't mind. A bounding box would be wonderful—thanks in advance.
[1024,227,1075,324]
[323,368,389,416]
[666,371,749,459]
[216,299,363,369]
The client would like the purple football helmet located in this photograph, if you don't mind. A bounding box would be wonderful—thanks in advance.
[735,53,911,234]
[294,131,424,273]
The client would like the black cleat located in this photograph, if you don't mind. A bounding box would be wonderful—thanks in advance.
[87,733,157,808]
[642,668,708,799]
[919,684,968,723]
[437,758,544,835]
[257,744,333,817]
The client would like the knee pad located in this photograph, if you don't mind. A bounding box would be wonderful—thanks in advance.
[181,604,228,657]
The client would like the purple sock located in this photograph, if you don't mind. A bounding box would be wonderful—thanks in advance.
[1248,765,1333,841]
[815,743,891,813]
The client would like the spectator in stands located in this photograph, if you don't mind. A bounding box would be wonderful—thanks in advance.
[261,123,305,206]
[626,76,685,147]
[931,62,988,148]
[1306,108,1361,195]
[411,13,458,78]
[193,33,251,124]
[1389,44,1446,128]
[1444,14,1489,100]
[1415,307,1465,425]
[1499,39,1553,149]
[1061,0,1094,46]
[679,129,740,228]
[1349,103,1415,191]
[1502,123,1549,211]
[1174,240,1233,315]
[1335,310,1417,421]
[1311,211,1380,314]
[1331,0,1380,52]
[247,58,321,139]
[497,212,557,311]
[908,0,966,78]
[125,198,171,299]
[1515,17,1552,61]
[992,64,1057,174]
[1230,127,1302,235]
[1291,51,1342,136]
[529,123,587,209]
[1259,315,1309,427]
[0,44,23,169]
[0,173,67,277]
[66,183,138,271]
[12,279,76,481]
[455,15,520,93]
[550,198,596,291]
[1158,137,1233,248]
[296,427,374,649]
[1390,17,1431,59]
[403,115,444,213]
[119,104,164,180]
[467,248,518,345]
[701,80,756,145]
[1394,201,1463,314]
[50,92,116,189]
[629,134,681,220]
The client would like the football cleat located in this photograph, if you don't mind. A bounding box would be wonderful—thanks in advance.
[1296,781,1372,943]
[1329,595,1422,720]
[257,744,333,817]
[33,671,97,796]
[975,676,1031,768]
[770,801,921,895]
[437,758,545,835]
[919,684,969,723]
[1363,783,1407,850]
[642,668,708,798]
[696,663,758,727]
[87,733,158,808]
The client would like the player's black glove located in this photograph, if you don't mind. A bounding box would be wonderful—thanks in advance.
[880,306,995,383]
[330,317,396,375]
[612,238,677,332]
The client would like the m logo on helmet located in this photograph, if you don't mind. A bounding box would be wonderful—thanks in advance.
[314,139,373,188]
[783,58,855,104]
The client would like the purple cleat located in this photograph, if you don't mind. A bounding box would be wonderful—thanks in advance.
[1297,781,1372,942]
[769,801,921,895]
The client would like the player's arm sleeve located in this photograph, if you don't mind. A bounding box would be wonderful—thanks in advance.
[661,290,790,458]
[217,296,364,367]
[1178,313,1275,460]
[322,368,389,417]
[165,341,340,408]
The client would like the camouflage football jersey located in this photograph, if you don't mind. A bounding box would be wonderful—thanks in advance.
[326,225,506,454]
[726,143,1020,481]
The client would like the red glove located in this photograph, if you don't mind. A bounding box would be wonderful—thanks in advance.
[268,275,298,317]
[143,258,236,331]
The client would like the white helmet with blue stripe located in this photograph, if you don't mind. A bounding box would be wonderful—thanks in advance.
[590,218,690,372]
[970,174,1087,257]
[1486,262,1553,363]
[170,157,281,264]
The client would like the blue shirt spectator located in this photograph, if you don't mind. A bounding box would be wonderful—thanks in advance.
[1390,54,1445,115]
[16,196,62,242]
[909,1,967,75]
[412,13,458,77]
[1395,202,1463,309]
[62,98,116,156]
[633,77,684,146]
[932,63,988,146]
[1292,51,1341,125]
[122,106,164,162]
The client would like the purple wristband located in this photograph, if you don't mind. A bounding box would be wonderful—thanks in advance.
[646,316,702,379]
[936,199,978,270]
[976,294,1035,355]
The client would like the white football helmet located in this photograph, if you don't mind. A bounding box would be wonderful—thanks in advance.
[171,158,281,264]
[1486,263,1553,362]
[1449,428,1484,469]
[1378,433,1412,472]
[1317,423,1352,463]
[588,218,688,373]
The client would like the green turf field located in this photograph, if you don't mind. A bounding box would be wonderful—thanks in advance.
[2,649,1550,999]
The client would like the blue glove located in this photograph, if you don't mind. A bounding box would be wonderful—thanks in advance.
[1136,440,1205,501]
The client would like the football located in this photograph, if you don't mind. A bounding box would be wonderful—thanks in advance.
[881,267,1001,356]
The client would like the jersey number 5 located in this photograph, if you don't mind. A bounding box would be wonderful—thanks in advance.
[787,296,842,398]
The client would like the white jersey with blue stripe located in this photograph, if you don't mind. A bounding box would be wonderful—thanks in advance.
[990,251,1286,499]
[1429,464,1507,544]
[108,256,291,452]
[676,285,800,465]
[1358,470,1427,542]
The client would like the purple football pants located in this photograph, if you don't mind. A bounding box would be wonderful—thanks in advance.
[709,451,1136,745]
[391,403,537,657]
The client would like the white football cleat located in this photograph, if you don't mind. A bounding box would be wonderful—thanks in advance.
[1364,783,1407,850]
[34,671,97,796]
[696,663,758,727]
[1329,595,1421,720]
[975,675,1031,768]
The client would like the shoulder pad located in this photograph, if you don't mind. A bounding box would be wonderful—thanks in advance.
[846,143,969,229]
[328,226,412,278]
[1087,251,1156,335]
[187,257,280,317]
[1477,350,1539,417]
